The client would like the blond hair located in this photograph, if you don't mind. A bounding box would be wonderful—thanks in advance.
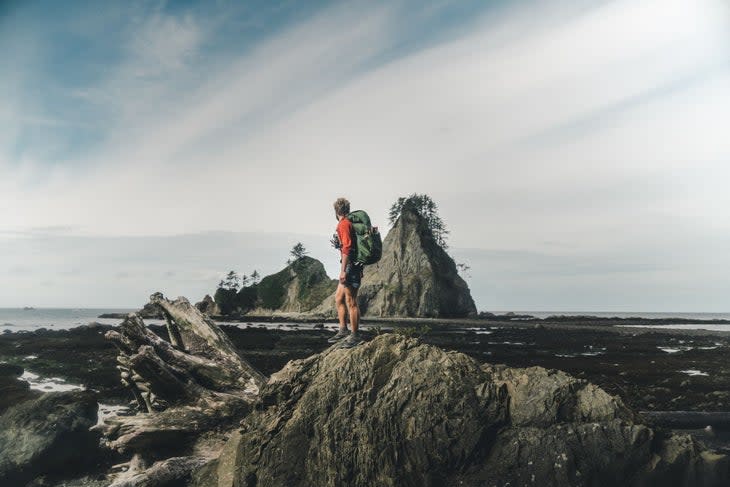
[333,197,350,216]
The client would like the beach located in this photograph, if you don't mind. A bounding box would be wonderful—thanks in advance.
[2,311,730,456]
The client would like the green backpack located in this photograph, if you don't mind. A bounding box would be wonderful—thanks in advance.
[347,210,382,265]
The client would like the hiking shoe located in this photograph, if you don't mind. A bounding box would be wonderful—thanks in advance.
[339,333,364,349]
[327,328,350,343]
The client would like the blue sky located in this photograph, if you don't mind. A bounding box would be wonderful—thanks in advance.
[1,0,729,310]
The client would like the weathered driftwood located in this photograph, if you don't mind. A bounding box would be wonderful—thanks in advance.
[109,454,209,487]
[105,293,264,413]
[96,293,264,478]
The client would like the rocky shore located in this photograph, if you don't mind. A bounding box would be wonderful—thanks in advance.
[3,315,728,414]
[1,304,730,485]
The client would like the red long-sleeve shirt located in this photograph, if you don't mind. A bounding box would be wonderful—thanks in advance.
[337,217,354,258]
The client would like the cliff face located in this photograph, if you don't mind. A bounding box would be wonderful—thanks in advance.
[253,256,337,314]
[316,208,476,318]
[192,334,729,487]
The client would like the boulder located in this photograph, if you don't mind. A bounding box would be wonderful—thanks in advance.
[482,363,634,426]
[195,294,221,316]
[0,390,99,486]
[0,363,38,413]
[196,334,729,487]
[138,301,164,319]
[315,208,477,318]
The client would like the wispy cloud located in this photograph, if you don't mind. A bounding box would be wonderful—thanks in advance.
[1,0,729,309]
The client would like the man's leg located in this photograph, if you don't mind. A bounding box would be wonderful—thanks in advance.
[345,286,359,334]
[335,284,348,330]
[340,286,362,348]
[328,284,350,343]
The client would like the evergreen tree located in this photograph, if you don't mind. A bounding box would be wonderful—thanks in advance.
[388,193,450,249]
[221,270,240,291]
[290,242,308,260]
[251,270,260,284]
[214,287,238,315]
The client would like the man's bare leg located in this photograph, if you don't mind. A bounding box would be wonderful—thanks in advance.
[328,284,351,343]
[339,286,362,348]
[335,284,348,330]
[345,286,359,334]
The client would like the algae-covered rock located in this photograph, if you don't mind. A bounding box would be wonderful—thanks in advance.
[0,363,38,414]
[0,390,99,485]
[195,294,221,316]
[253,256,337,314]
[202,334,506,486]
[482,363,634,426]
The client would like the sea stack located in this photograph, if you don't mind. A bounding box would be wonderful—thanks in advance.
[252,256,338,314]
[316,207,477,318]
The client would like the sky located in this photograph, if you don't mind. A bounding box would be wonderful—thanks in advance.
[1,0,729,311]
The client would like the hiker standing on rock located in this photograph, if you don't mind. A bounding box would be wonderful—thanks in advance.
[329,197,364,348]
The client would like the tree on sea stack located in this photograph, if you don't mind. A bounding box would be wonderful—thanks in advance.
[290,242,308,261]
[389,193,449,249]
[215,270,242,315]
[313,195,476,318]
[220,270,241,291]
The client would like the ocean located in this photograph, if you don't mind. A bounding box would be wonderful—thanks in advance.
[0,308,138,331]
[504,311,730,321]
[1,308,730,332]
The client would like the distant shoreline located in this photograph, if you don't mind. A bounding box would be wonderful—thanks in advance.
[213,313,730,327]
[95,310,730,327]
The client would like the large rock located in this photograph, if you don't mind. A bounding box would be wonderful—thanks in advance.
[195,335,729,487]
[138,301,164,319]
[0,363,38,414]
[0,390,99,485]
[252,256,337,314]
[195,294,221,316]
[316,208,477,318]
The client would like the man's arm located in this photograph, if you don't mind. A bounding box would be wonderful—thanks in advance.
[338,219,353,284]
[340,252,349,283]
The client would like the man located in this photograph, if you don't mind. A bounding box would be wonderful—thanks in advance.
[328,197,363,348]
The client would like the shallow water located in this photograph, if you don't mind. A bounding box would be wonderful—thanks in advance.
[0,308,135,331]
[618,324,730,332]
[3,308,730,332]
[17,368,131,424]
[20,370,84,392]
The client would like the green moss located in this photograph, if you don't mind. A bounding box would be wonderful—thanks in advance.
[257,269,290,310]
[214,288,238,315]
[299,278,338,311]
[294,258,337,310]
[236,286,258,312]
[254,256,337,312]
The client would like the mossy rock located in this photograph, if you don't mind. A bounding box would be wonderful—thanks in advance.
[256,256,337,312]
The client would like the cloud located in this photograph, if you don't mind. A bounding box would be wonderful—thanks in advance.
[0,231,335,307]
[1,0,729,309]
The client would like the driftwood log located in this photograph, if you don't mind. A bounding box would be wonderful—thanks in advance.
[96,293,265,484]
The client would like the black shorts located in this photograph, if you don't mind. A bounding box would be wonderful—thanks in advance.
[344,262,363,289]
